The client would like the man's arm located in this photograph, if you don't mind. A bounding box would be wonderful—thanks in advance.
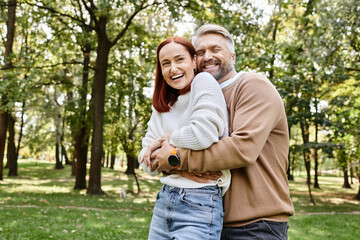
[154,73,287,172]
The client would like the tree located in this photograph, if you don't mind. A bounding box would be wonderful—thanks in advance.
[6,114,17,176]
[0,0,16,180]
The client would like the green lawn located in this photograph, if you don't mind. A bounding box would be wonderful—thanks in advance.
[0,159,359,239]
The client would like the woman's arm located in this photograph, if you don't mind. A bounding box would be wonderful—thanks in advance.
[169,72,228,150]
[138,109,163,176]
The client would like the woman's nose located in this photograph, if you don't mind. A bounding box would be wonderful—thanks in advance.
[170,64,178,73]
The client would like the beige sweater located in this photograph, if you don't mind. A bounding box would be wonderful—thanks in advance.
[178,72,295,227]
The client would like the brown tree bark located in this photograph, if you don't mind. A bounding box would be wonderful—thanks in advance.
[342,167,352,189]
[74,44,91,190]
[356,187,360,201]
[74,132,89,189]
[85,1,148,195]
[300,120,316,205]
[0,112,8,180]
[355,168,360,201]
[7,114,17,176]
[16,101,25,161]
[125,154,136,175]
[87,16,110,195]
[61,143,70,165]
[313,113,320,189]
[0,0,17,181]
[55,114,64,170]
[110,154,115,169]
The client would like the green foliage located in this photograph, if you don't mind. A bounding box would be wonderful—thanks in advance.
[0,0,359,198]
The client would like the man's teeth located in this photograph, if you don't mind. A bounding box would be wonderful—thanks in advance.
[171,74,184,80]
[204,65,216,69]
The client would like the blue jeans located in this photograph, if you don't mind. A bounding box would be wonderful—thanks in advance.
[221,220,289,240]
[148,185,224,240]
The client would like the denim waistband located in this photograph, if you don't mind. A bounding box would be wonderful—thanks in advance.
[161,184,221,197]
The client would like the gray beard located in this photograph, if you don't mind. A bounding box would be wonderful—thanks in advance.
[213,64,234,81]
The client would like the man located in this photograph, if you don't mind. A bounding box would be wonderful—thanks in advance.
[152,24,294,239]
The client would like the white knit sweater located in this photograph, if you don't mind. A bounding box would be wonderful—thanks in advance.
[138,72,231,195]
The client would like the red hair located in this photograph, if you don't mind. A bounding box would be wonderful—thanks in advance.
[152,36,196,113]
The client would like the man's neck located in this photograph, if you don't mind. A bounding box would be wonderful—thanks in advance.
[218,69,237,85]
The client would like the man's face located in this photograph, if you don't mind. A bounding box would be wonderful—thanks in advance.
[195,33,235,82]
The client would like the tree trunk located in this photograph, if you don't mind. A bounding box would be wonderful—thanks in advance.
[355,168,360,201]
[87,18,110,195]
[71,154,76,177]
[313,148,320,188]
[61,116,70,165]
[74,133,89,189]
[125,153,141,193]
[110,154,115,169]
[61,143,70,165]
[16,100,26,162]
[7,114,17,176]
[350,160,354,184]
[0,111,8,181]
[0,0,17,181]
[300,120,315,205]
[125,154,136,175]
[74,44,91,190]
[268,0,281,81]
[55,114,64,169]
[287,124,294,181]
[106,150,109,168]
[342,167,351,189]
[313,96,320,189]
[356,186,360,201]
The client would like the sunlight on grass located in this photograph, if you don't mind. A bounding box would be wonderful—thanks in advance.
[1,159,359,239]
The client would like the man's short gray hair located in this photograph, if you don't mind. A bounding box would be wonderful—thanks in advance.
[192,24,235,53]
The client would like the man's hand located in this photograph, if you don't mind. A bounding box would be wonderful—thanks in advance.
[151,140,173,172]
[141,133,171,167]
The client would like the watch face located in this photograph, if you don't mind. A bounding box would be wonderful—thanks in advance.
[168,155,180,167]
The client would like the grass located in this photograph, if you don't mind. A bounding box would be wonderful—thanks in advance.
[0,159,359,239]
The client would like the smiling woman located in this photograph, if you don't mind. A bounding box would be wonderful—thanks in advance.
[138,36,231,239]
[158,42,196,91]
[151,36,197,113]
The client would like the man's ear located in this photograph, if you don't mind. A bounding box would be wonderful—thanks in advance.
[232,52,236,64]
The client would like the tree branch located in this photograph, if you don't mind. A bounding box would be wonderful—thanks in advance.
[345,67,360,72]
[0,61,86,71]
[0,0,16,7]
[110,1,154,47]
[25,1,93,30]
[80,0,98,26]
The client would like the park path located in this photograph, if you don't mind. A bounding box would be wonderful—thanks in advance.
[1,204,134,211]
[2,204,360,215]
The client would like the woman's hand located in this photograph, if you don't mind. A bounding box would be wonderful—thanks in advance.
[140,133,171,167]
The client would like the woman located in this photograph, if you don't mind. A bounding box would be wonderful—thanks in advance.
[138,36,231,240]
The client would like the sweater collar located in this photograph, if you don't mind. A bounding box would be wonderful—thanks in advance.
[220,71,245,89]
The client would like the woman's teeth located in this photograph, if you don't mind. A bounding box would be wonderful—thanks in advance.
[171,74,184,80]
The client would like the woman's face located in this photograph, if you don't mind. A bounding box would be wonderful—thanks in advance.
[159,42,196,90]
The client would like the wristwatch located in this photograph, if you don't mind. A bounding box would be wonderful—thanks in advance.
[168,148,180,169]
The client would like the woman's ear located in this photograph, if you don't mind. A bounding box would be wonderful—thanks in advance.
[193,55,197,69]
